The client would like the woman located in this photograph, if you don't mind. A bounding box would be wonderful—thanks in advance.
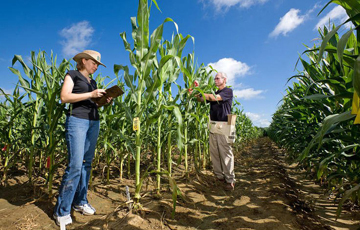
[53,50,112,227]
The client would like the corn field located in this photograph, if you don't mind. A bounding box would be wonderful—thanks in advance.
[0,0,261,215]
[268,0,360,217]
[6,0,360,221]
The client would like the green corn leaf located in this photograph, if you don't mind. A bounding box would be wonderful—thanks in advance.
[159,54,175,69]
[150,0,161,12]
[336,183,360,218]
[136,0,150,59]
[317,112,355,149]
[340,144,360,157]
[353,55,360,96]
[317,153,335,179]
[337,28,354,69]
[9,67,31,90]
[303,94,329,100]
[317,25,346,63]
[177,34,194,58]
[12,55,31,77]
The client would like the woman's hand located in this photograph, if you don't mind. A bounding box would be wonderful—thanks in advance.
[105,96,113,104]
[91,89,106,98]
[95,96,113,107]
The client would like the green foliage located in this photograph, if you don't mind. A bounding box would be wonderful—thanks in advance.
[269,0,360,217]
[0,0,260,217]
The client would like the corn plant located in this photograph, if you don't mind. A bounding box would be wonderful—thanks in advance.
[93,75,126,184]
[10,51,70,195]
[269,0,360,217]
[150,33,191,194]
[0,0,263,218]
[116,0,182,203]
[177,53,213,173]
[188,64,215,170]
[0,86,27,184]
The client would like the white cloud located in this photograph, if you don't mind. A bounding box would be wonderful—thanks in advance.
[234,88,264,100]
[270,8,306,38]
[308,3,322,15]
[232,82,244,89]
[200,0,268,12]
[245,112,271,127]
[315,5,350,30]
[60,21,94,58]
[207,58,251,85]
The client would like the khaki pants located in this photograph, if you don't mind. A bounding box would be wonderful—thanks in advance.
[209,132,235,183]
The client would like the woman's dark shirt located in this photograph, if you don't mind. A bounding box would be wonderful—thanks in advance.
[66,70,99,120]
[209,87,233,121]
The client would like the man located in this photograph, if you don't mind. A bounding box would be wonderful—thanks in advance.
[197,72,235,191]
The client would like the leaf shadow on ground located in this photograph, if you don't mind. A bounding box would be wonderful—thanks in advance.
[0,138,360,230]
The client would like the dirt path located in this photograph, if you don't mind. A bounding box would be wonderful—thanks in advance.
[0,138,359,229]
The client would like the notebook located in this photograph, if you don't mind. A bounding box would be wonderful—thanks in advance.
[92,85,124,106]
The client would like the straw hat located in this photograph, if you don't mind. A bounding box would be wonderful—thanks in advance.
[73,50,106,67]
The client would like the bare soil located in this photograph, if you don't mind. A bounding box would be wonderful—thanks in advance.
[0,137,359,230]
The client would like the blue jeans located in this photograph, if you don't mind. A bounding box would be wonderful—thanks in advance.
[54,116,100,217]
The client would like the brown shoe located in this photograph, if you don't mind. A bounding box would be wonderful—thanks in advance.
[224,182,234,191]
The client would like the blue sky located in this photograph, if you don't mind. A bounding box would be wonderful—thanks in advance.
[0,0,350,127]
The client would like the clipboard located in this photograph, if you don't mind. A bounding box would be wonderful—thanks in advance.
[92,85,124,106]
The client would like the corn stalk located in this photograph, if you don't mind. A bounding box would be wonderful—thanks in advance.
[116,0,179,203]
[10,51,70,195]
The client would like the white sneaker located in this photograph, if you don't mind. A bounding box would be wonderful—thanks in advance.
[73,203,96,215]
[53,214,72,226]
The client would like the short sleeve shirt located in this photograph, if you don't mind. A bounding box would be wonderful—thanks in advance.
[66,70,99,120]
[209,87,233,121]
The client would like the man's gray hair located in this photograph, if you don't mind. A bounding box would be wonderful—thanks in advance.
[218,72,228,80]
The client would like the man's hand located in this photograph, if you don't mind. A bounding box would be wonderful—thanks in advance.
[196,93,222,102]
[196,94,204,102]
